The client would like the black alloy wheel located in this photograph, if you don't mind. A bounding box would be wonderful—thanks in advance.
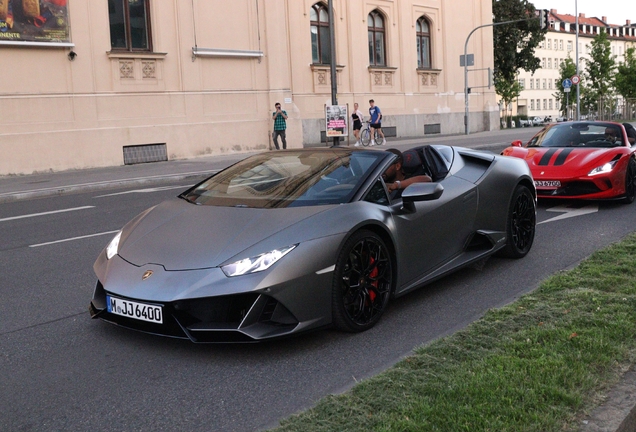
[332,230,393,332]
[498,185,536,258]
[622,158,636,204]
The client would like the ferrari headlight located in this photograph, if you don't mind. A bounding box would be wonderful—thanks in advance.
[588,161,618,176]
[221,245,296,277]
[106,231,122,260]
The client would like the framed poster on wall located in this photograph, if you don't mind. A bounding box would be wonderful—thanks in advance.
[0,0,70,45]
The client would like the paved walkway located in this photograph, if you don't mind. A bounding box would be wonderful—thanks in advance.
[0,129,520,203]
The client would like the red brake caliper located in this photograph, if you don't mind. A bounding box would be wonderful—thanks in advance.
[368,257,378,302]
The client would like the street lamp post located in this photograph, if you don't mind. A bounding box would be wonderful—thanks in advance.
[328,0,338,146]
[575,0,580,120]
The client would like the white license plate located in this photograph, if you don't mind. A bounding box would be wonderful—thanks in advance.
[106,295,163,324]
[534,180,561,188]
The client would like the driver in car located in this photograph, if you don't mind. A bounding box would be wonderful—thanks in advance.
[604,127,619,144]
[382,148,432,194]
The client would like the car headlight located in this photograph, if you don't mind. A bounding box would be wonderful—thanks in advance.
[588,160,618,176]
[106,231,122,260]
[221,245,296,277]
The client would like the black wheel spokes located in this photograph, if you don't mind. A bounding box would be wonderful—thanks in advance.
[511,194,535,250]
[341,238,392,325]
[627,163,636,198]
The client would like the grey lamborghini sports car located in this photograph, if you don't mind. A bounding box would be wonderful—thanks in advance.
[90,145,536,342]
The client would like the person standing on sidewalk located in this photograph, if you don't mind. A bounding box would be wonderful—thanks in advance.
[368,99,385,146]
[351,103,364,147]
[272,102,288,150]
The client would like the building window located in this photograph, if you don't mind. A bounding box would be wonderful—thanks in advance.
[549,99,553,110]
[530,79,534,90]
[559,40,563,50]
[567,41,572,52]
[543,79,546,89]
[548,80,552,89]
[548,58,552,69]
[547,39,551,49]
[541,58,546,68]
[368,10,386,66]
[310,3,331,64]
[543,99,547,110]
[109,0,152,51]
[416,16,431,69]
[518,78,525,89]
[531,99,535,110]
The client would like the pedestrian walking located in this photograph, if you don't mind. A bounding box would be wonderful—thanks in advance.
[368,99,385,146]
[351,103,364,147]
[272,102,288,150]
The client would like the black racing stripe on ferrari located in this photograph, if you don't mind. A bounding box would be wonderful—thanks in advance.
[554,148,573,166]
[538,148,558,166]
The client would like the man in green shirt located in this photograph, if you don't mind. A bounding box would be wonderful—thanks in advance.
[272,102,288,150]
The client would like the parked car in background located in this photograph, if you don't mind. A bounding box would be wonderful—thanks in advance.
[531,117,544,126]
[519,119,531,127]
[556,116,566,122]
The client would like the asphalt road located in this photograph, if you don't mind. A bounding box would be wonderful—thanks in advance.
[2,129,634,431]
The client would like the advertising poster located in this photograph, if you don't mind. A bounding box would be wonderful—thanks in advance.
[325,105,348,137]
[0,0,70,43]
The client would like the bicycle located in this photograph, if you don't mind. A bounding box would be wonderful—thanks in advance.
[359,121,385,146]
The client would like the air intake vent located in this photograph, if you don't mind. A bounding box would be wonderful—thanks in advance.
[424,123,441,134]
[123,143,168,165]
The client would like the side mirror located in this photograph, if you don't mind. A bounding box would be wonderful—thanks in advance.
[402,182,444,203]
[511,140,523,147]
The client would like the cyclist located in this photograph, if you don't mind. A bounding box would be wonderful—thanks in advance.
[368,99,386,146]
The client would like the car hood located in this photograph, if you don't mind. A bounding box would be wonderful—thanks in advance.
[505,147,620,174]
[118,198,332,271]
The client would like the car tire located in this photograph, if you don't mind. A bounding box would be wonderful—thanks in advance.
[497,184,536,259]
[331,230,393,332]
[622,158,636,204]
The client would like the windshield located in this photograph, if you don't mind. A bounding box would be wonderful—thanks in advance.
[527,123,624,148]
[180,150,384,208]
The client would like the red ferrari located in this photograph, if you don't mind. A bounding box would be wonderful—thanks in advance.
[502,121,636,203]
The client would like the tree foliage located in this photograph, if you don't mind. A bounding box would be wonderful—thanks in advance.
[615,47,636,101]
[583,29,616,117]
[552,57,577,115]
[495,76,522,124]
[492,0,546,83]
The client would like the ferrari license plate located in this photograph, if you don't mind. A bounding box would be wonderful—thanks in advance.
[106,295,163,324]
[534,180,561,188]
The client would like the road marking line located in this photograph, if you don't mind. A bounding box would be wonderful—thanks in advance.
[29,230,120,248]
[539,204,599,225]
[0,206,95,223]
[94,185,186,198]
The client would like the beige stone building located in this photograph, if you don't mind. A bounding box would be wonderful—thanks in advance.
[0,0,497,175]
[515,10,636,120]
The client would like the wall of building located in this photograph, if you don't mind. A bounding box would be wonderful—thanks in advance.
[0,0,497,175]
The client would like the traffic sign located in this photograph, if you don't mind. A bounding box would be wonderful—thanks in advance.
[571,75,580,85]
[562,78,572,88]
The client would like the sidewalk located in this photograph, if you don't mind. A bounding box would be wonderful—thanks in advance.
[0,128,523,204]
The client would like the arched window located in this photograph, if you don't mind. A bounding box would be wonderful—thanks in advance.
[368,11,386,66]
[416,17,431,69]
[310,3,331,64]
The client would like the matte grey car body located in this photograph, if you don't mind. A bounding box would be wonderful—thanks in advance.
[89,145,536,342]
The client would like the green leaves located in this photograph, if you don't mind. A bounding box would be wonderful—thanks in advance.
[492,0,546,83]
[615,47,636,100]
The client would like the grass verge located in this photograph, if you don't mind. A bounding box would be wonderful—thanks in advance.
[273,233,636,431]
